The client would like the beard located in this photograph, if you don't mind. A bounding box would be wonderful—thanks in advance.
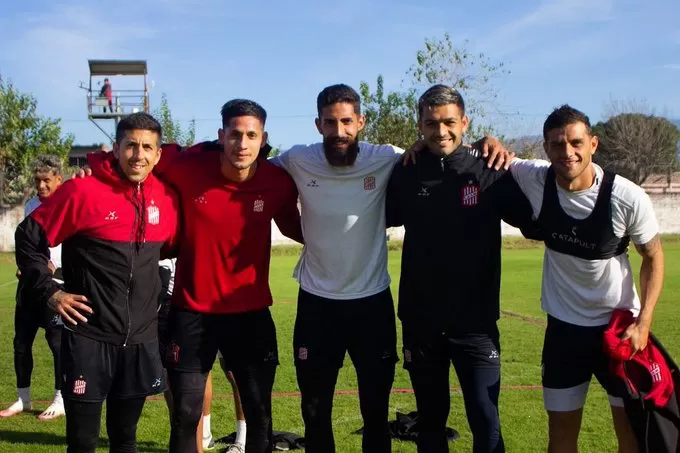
[322,137,360,167]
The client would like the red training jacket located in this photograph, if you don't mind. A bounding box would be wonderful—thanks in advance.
[15,152,179,345]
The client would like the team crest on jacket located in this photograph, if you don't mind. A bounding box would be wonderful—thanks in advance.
[461,184,479,207]
[253,198,264,212]
[364,175,376,191]
[147,200,160,225]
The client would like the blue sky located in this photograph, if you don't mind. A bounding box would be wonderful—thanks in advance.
[1,0,679,148]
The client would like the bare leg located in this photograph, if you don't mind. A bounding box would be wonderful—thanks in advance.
[547,409,583,453]
[611,405,638,453]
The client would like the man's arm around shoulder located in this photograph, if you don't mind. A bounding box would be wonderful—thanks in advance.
[490,171,542,240]
[274,174,303,244]
[157,180,182,259]
[386,160,407,228]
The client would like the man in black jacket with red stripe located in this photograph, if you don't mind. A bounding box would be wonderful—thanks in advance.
[15,112,179,453]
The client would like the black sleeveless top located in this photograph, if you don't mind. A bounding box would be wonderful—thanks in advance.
[536,167,630,260]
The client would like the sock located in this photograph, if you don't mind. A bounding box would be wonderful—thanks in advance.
[235,420,247,446]
[18,387,30,405]
[53,390,63,405]
[203,414,211,439]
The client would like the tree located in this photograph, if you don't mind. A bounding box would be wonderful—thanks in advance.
[406,34,509,140]
[506,136,545,160]
[268,145,282,158]
[359,75,419,149]
[593,114,680,185]
[0,75,74,206]
[154,93,196,146]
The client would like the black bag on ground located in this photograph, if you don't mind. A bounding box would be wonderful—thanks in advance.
[355,410,460,443]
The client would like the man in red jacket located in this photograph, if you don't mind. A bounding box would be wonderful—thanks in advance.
[156,99,302,453]
[15,112,179,453]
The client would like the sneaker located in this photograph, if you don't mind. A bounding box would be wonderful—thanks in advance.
[226,444,244,453]
[38,400,65,421]
[202,434,215,450]
[0,400,30,418]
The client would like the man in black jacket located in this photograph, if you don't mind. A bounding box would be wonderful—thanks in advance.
[386,85,537,453]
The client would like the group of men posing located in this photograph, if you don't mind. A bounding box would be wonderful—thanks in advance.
[7,82,664,453]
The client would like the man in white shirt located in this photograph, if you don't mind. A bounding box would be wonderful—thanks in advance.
[271,84,510,453]
[1,155,65,421]
[510,105,664,453]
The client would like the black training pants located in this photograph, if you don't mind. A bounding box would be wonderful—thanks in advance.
[13,300,62,390]
[404,325,504,453]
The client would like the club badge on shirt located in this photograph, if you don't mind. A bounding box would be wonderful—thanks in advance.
[147,200,160,225]
[461,183,479,207]
[364,175,376,191]
[253,198,264,212]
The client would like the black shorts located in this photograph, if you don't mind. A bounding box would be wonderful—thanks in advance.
[542,315,625,410]
[293,287,398,369]
[165,306,279,374]
[61,329,166,402]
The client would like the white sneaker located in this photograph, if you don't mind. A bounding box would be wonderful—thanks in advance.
[0,399,30,418]
[38,400,65,421]
[226,444,245,453]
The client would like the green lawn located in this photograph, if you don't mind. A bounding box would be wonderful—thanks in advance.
[0,242,679,452]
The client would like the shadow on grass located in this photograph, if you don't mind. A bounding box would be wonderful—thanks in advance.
[0,430,166,452]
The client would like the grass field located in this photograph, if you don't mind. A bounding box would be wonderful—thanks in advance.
[0,239,678,452]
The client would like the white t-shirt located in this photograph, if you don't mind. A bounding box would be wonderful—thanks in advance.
[25,196,62,269]
[159,258,176,296]
[271,142,402,300]
[510,159,659,326]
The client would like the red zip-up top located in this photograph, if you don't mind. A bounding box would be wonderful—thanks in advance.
[15,152,179,345]
[148,141,302,314]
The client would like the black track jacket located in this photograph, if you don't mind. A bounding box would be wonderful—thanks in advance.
[386,146,538,336]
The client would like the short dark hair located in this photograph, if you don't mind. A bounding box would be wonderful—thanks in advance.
[220,99,267,128]
[543,105,592,139]
[115,112,162,144]
[316,84,361,116]
[31,155,62,176]
[418,84,465,118]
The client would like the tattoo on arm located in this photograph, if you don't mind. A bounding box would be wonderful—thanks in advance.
[635,234,661,257]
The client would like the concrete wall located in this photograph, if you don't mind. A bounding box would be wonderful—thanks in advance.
[0,205,26,252]
[2,193,678,252]
[272,192,680,244]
